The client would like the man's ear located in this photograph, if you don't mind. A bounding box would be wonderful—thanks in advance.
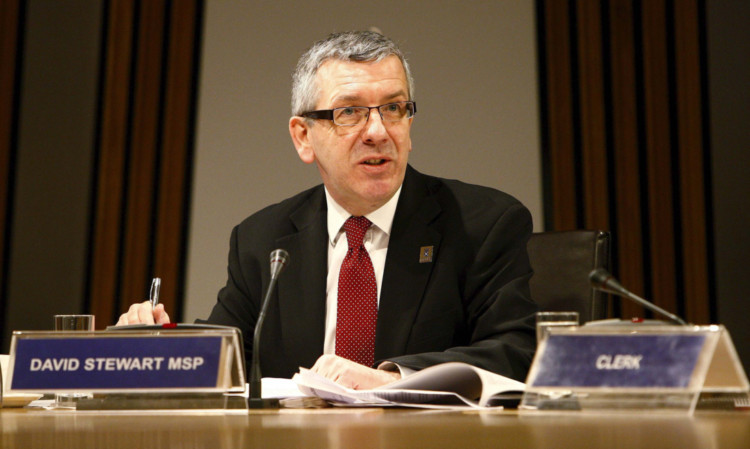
[289,116,315,164]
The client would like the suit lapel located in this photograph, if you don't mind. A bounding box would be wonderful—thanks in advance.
[375,167,442,360]
[275,188,328,367]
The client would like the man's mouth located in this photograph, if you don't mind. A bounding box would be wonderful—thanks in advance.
[362,159,387,166]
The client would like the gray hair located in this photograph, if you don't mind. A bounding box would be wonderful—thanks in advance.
[291,31,414,116]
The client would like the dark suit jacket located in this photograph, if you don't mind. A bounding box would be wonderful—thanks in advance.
[205,166,538,382]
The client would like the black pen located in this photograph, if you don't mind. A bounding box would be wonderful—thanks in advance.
[149,277,161,309]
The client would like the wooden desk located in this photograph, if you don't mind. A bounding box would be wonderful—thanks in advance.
[1,407,749,449]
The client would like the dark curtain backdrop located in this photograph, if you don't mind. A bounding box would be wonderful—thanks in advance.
[88,0,202,327]
[537,0,714,324]
[0,0,202,345]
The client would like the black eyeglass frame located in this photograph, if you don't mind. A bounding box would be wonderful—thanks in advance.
[300,101,417,126]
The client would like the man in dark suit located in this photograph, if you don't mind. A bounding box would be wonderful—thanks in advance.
[118,31,538,389]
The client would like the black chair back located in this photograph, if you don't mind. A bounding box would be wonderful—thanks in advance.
[527,230,611,323]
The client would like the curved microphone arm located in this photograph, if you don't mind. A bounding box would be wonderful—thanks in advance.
[589,268,688,325]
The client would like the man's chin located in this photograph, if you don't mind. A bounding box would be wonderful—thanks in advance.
[360,185,400,207]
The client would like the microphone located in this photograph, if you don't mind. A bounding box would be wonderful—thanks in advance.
[248,249,290,408]
[589,268,688,325]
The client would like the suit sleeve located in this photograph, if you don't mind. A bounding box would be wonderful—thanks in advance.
[382,203,538,382]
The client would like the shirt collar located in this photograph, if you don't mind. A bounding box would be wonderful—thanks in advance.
[325,186,402,245]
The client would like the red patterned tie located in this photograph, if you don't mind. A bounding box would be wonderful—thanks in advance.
[335,216,378,367]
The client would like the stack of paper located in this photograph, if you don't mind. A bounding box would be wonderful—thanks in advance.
[291,362,526,409]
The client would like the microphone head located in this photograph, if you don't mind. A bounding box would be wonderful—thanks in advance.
[589,268,628,296]
[269,249,290,280]
[588,268,611,288]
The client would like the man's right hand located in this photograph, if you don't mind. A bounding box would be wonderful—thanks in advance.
[115,301,171,326]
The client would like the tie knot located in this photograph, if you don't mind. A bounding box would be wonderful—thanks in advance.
[343,216,371,249]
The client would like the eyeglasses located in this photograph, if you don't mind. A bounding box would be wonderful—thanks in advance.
[301,101,417,127]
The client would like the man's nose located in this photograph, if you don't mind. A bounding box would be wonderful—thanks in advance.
[361,108,388,140]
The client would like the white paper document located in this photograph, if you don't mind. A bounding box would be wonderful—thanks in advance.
[292,362,526,409]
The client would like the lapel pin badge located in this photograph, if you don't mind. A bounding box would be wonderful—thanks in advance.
[419,246,434,263]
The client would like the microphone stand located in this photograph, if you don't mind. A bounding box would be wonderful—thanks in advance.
[248,250,289,409]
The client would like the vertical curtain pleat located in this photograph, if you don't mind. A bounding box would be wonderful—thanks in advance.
[0,0,23,325]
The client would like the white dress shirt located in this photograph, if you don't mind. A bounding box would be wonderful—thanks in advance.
[322,187,401,356]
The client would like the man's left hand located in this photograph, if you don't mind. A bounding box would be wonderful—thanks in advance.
[310,354,401,390]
